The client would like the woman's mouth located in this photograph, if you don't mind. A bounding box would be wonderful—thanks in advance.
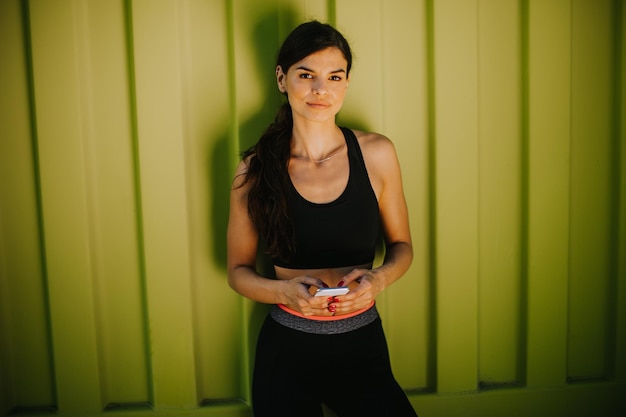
[307,102,330,109]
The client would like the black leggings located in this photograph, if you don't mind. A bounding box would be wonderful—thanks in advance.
[252,315,418,417]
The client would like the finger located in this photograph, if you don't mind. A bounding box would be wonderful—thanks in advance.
[312,297,333,309]
[340,268,367,286]
[327,303,337,315]
[308,301,332,316]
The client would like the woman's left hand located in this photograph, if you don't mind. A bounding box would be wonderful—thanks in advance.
[329,268,383,316]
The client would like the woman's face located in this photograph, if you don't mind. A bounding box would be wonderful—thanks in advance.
[276,47,350,124]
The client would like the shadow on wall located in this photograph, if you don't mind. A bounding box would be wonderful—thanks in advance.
[205,7,299,380]
[207,9,292,273]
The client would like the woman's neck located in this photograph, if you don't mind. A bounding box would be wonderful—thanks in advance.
[290,121,343,161]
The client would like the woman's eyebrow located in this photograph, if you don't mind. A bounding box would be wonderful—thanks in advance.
[295,65,346,74]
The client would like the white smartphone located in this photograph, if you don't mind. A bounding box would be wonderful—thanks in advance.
[315,287,349,297]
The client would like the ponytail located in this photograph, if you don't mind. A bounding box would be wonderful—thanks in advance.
[240,102,295,260]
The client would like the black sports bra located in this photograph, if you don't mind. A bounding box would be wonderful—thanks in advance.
[272,127,380,269]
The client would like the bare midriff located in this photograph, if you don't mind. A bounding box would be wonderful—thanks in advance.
[274,262,371,288]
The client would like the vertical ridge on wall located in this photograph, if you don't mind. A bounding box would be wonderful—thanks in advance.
[525,0,571,388]
[226,0,239,170]
[431,0,479,394]
[76,0,151,407]
[424,0,438,394]
[130,0,197,409]
[568,0,615,382]
[223,0,250,405]
[326,0,336,25]
[179,0,243,405]
[379,0,431,392]
[476,0,523,387]
[18,0,59,410]
[229,0,272,406]
[609,0,625,384]
[123,0,155,406]
[615,0,626,390]
[0,0,55,413]
[28,0,103,412]
[519,0,531,388]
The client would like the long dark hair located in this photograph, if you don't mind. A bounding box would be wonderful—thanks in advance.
[239,21,353,260]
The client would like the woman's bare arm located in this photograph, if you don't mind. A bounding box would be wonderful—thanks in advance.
[226,160,330,315]
[333,132,413,312]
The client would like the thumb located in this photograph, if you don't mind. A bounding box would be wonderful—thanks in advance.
[300,275,326,290]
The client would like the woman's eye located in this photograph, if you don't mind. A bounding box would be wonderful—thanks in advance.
[330,75,342,81]
[299,73,313,79]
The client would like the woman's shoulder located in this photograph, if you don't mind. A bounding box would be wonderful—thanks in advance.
[350,129,398,164]
[347,129,402,196]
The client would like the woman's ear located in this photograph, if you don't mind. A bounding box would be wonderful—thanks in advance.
[276,65,286,93]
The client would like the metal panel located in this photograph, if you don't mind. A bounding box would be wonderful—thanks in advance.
[28,0,103,412]
[72,0,150,407]
[131,0,197,408]
[568,0,615,381]
[177,0,243,404]
[431,0,480,394]
[379,0,431,391]
[0,0,55,413]
[477,0,524,386]
[525,0,572,388]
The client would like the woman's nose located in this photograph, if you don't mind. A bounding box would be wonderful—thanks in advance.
[312,78,327,95]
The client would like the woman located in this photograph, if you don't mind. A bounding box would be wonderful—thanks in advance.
[227,20,417,417]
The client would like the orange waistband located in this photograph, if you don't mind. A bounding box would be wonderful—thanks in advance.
[277,301,376,322]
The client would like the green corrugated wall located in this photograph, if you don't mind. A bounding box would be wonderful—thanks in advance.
[0,0,624,416]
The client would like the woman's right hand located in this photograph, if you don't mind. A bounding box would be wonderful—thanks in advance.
[279,276,332,316]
